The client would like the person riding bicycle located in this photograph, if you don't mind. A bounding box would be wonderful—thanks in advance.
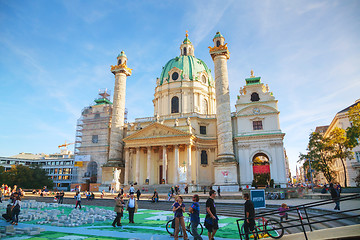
[243,193,256,240]
[189,194,203,240]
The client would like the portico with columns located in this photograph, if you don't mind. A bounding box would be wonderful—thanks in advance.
[122,122,216,188]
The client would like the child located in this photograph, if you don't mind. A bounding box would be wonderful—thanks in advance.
[278,203,289,222]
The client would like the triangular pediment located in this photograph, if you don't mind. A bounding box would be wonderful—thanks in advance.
[124,122,191,141]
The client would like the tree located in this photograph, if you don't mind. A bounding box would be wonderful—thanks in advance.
[1,164,53,190]
[346,102,360,149]
[299,132,335,183]
[329,128,354,187]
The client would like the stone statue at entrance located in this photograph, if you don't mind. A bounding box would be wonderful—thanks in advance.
[113,168,121,192]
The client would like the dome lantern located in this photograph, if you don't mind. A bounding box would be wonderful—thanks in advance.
[180,31,194,57]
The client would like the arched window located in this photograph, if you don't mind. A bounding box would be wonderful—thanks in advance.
[251,92,260,102]
[171,96,179,113]
[118,59,122,65]
[172,72,179,81]
[216,40,220,47]
[183,47,187,55]
[201,150,208,165]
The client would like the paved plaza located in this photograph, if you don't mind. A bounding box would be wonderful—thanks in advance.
[1,192,359,239]
[0,199,241,240]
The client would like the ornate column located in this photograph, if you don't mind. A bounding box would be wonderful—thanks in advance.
[174,145,179,183]
[209,32,238,190]
[108,52,132,166]
[187,144,192,184]
[124,148,130,185]
[162,146,167,184]
[196,148,201,185]
[135,147,140,184]
[147,147,151,184]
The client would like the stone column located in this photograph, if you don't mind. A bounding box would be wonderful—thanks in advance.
[124,148,130,185]
[196,148,201,185]
[109,53,132,165]
[211,54,235,162]
[135,147,140,184]
[187,144,192,184]
[174,145,179,183]
[209,32,238,190]
[162,146,167,184]
[147,147,151,184]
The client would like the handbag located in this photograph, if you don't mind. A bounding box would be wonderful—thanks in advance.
[171,219,175,228]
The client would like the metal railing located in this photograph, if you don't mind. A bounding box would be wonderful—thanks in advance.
[236,194,360,240]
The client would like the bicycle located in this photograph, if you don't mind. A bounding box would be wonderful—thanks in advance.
[166,213,204,237]
[240,216,284,239]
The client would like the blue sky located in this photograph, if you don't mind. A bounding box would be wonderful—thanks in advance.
[1,0,359,176]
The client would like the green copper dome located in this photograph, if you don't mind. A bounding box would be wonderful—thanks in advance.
[159,55,213,85]
[213,31,223,39]
[183,36,191,44]
[117,51,126,58]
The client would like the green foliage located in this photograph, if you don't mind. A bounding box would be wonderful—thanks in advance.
[346,103,360,148]
[299,132,335,183]
[329,127,354,187]
[1,164,53,189]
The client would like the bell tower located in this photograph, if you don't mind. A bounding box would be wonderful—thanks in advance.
[107,51,132,169]
[209,32,238,191]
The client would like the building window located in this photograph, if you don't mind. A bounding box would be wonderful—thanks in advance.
[118,59,121,65]
[200,126,207,135]
[202,75,207,84]
[253,121,263,130]
[94,113,100,118]
[172,72,179,81]
[251,92,260,102]
[92,135,98,143]
[183,47,187,55]
[171,96,179,113]
[201,150,208,165]
[356,152,360,162]
[216,40,220,47]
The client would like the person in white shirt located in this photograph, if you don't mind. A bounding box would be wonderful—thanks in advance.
[129,185,135,195]
[75,191,82,209]
[126,193,138,223]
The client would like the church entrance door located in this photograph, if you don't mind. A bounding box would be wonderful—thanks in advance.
[252,153,270,187]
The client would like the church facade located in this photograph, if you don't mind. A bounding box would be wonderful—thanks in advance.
[74,32,287,191]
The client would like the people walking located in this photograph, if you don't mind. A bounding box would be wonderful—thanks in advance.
[204,190,219,240]
[189,194,202,240]
[126,193,138,223]
[129,185,135,195]
[330,183,340,210]
[75,191,82,209]
[11,195,21,225]
[58,190,64,204]
[112,194,124,227]
[136,188,141,201]
[243,193,256,240]
[217,186,221,197]
[172,195,188,240]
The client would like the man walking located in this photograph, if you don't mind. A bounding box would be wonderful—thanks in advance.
[189,194,203,240]
[243,193,256,240]
[126,193,138,223]
[330,183,340,210]
[205,190,218,240]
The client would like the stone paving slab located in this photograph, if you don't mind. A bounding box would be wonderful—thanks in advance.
[280,224,360,240]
